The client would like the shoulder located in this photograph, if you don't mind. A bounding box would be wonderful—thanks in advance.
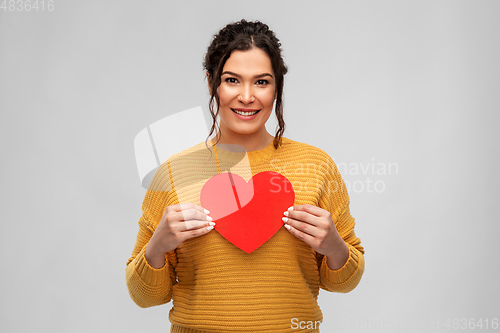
[164,140,215,176]
[280,138,350,203]
[166,141,212,164]
[149,141,213,191]
[277,137,346,186]
[278,137,336,166]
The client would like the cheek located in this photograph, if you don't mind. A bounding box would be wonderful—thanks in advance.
[257,90,276,108]
[218,85,236,104]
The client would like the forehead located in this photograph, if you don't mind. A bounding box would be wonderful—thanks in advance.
[222,48,273,75]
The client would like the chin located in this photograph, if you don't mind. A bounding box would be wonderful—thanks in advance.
[230,127,262,135]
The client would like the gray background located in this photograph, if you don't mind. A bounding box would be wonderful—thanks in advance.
[1,1,499,332]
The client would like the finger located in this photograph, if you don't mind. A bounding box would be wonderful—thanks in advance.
[288,204,325,218]
[283,215,320,237]
[185,223,216,239]
[284,223,315,244]
[178,208,212,223]
[284,207,319,227]
[183,219,215,231]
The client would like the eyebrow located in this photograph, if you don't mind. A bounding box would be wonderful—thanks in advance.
[221,71,274,79]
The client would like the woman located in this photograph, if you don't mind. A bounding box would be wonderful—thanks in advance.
[126,19,365,333]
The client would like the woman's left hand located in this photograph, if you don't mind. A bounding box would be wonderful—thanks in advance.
[282,204,349,270]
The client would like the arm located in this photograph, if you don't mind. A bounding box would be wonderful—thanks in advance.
[125,210,177,308]
[126,162,178,308]
[316,156,365,293]
[125,205,177,308]
[316,200,365,293]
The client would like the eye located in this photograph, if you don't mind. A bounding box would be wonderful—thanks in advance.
[256,79,269,86]
[225,77,238,84]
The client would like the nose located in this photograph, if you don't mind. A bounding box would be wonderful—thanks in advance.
[238,83,255,104]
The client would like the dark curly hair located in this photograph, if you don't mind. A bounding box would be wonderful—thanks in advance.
[203,19,288,153]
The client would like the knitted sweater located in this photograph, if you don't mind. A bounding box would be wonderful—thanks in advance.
[126,137,365,333]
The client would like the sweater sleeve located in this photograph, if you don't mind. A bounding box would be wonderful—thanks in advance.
[316,155,365,293]
[125,162,178,308]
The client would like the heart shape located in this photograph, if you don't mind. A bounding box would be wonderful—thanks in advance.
[200,171,295,253]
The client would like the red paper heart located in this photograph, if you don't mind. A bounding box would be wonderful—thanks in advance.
[200,171,295,253]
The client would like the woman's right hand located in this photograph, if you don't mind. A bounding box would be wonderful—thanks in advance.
[145,203,214,268]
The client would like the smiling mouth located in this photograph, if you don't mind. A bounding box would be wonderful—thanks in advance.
[232,109,261,116]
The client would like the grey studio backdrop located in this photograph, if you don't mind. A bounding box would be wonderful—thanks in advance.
[1,1,499,332]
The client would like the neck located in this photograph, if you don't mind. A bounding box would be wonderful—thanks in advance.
[211,129,274,152]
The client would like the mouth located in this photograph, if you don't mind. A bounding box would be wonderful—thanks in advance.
[231,108,261,116]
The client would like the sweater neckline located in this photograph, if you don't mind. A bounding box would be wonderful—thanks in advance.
[210,137,285,165]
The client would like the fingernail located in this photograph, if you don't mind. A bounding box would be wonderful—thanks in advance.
[209,222,215,226]
[207,216,213,221]
[283,211,289,217]
[282,217,288,223]
[204,209,210,214]
[284,224,291,230]
[207,226,214,231]
[287,206,294,211]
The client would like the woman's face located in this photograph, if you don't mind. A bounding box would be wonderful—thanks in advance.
[216,47,276,140]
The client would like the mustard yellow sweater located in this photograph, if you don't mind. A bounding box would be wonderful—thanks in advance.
[126,137,365,333]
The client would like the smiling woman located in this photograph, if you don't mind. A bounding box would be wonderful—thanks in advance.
[126,19,365,333]
[204,20,288,153]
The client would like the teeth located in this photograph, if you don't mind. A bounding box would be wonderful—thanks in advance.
[233,109,258,116]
